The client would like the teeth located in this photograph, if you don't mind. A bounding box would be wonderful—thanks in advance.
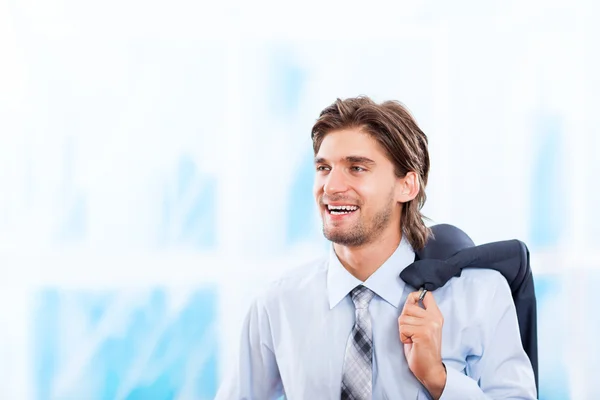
[327,205,358,211]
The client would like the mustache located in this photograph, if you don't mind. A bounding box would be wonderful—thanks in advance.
[319,196,362,206]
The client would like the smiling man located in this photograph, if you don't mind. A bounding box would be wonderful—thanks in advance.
[216,97,536,399]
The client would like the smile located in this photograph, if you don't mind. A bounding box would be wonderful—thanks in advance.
[326,205,359,215]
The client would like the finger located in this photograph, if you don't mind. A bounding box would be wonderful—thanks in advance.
[399,324,433,345]
[402,291,423,314]
[401,302,428,318]
[403,342,412,358]
[407,291,423,305]
[398,314,424,326]
[400,334,413,345]
[399,325,415,344]
[421,291,438,311]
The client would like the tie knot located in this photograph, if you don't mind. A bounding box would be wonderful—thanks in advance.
[350,285,375,309]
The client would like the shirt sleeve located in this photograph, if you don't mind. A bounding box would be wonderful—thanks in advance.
[438,276,537,400]
[214,297,284,400]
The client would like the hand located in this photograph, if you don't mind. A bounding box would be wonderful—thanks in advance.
[398,291,447,399]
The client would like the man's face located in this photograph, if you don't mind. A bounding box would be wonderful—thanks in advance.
[313,129,403,247]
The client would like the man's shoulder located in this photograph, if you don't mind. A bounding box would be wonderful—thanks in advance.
[444,267,512,307]
[456,268,507,290]
[258,255,329,303]
[439,268,514,331]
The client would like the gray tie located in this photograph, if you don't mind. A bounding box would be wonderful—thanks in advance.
[341,285,376,400]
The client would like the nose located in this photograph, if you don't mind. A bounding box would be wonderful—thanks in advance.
[323,168,349,195]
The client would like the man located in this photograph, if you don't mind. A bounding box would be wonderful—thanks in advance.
[216,97,537,399]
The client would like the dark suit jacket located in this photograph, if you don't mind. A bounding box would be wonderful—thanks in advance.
[400,224,539,394]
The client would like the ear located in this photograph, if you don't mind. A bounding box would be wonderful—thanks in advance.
[395,171,420,203]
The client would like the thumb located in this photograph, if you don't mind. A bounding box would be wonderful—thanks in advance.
[421,291,438,311]
[404,342,412,359]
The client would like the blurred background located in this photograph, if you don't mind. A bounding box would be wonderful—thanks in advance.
[1,0,599,399]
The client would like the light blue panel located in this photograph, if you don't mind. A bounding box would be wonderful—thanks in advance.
[286,150,319,245]
[530,113,564,249]
[584,272,600,390]
[264,45,320,247]
[159,155,217,250]
[57,136,87,242]
[535,274,570,400]
[267,45,306,117]
[33,287,218,400]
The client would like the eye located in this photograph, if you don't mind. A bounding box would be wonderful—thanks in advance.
[316,165,330,172]
[351,166,366,172]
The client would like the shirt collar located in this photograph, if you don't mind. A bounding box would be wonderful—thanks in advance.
[326,236,416,309]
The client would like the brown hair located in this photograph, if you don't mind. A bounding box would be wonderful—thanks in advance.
[311,96,431,250]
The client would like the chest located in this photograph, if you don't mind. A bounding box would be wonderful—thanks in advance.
[270,296,483,399]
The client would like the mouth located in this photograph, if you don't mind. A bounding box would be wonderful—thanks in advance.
[325,204,359,216]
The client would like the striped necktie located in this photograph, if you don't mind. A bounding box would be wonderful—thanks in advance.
[341,285,376,400]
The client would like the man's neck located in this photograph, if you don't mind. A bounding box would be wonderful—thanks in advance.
[333,233,402,282]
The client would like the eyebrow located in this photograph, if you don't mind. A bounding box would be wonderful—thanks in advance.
[314,156,376,166]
